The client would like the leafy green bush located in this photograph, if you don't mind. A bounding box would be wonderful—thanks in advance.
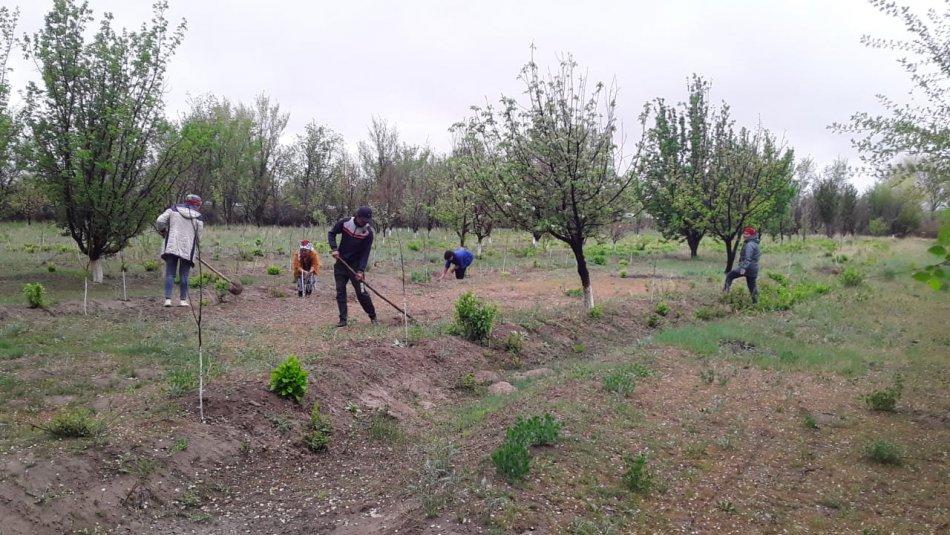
[214,278,230,299]
[189,272,217,288]
[506,414,562,447]
[504,331,525,354]
[453,291,498,343]
[591,254,607,266]
[456,372,481,393]
[618,258,629,267]
[491,439,531,481]
[654,302,670,316]
[46,408,103,438]
[864,376,902,412]
[142,259,158,272]
[841,267,864,287]
[588,304,604,319]
[304,403,332,452]
[619,269,628,278]
[268,355,308,402]
[864,440,902,465]
[252,248,265,257]
[621,453,653,494]
[22,282,47,308]
[266,265,281,276]
[604,370,635,397]
[868,217,890,236]
[410,270,430,283]
[406,240,422,252]
[646,313,661,328]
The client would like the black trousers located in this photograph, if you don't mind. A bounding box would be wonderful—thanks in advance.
[334,264,376,321]
[724,268,758,303]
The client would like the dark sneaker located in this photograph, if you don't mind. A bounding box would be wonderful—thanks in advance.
[298,290,303,297]
[335,319,348,328]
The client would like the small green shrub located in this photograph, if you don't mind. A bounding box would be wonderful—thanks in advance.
[619,269,628,278]
[47,264,56,273]
[453,291,498,343]
[588,304,604,319]
[564,288,584,298]
[304,403,332,452]
[504,331,525,354]
[46,408,103,438]
[864,440,902,465]
[572,343,585,354]
[802,413,819,429]
[457,372,481,392]
[591,254,607,266]
[22,282,47,308]
[238,248,255,261]
[189,272,217,288]
[268,355,308,402]
[864,376,902,412]
[694,306,726,321]
[214,278,230,299]
[410,270,430,283]
[166,368,197,397]
[491,439,531,480]
[506,414,562,447]
[621,453,653,494]
[618,258,629,267]
[646,313,661,328]
[406,240,422,252]
[252,248,265,257]
[841,267,864,287]
[654,302,670,316]
[604,370,635,397]
[266,265,281,276]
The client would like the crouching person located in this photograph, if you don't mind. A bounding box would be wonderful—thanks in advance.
[293,240,321,297]
[156,194,204,307]
[440,247,474,281]
[723,226,760,303]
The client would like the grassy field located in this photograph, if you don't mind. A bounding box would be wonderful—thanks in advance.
[0,222,946,533]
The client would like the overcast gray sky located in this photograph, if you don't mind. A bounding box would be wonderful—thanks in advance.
[7,0,938,189]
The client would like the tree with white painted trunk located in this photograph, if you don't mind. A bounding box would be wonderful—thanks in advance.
[457,51,638,309]
[22,0,187,282]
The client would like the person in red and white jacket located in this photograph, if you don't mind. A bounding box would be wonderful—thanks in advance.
[327,206,377,326]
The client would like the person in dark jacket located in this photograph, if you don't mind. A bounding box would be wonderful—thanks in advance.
[328,206,377,327]
[439,247,474,281]
[724,226,761,303]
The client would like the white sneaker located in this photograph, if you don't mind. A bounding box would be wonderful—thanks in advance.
[179,300,190,307]
[163,299,172,307]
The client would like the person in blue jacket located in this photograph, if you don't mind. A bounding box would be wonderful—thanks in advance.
[440,247,474,281]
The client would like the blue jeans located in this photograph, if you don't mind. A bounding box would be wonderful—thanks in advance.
[164,256,191,300]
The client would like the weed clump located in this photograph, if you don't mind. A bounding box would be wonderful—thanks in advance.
[604,369,635,397]
[46,408,103,438]
[619,269,628,278]
[268,355,308,402]
[694,306,726,321]
[841,267,864,287]
[504,331,525,354]
[588,304,604,319]
[654,302,671,316]
[304,403,332,452]
[864,440,902,465]
[410,270,430,283]
[22,282,47,308]
[453,291,497,343]
[864,376,902,412]
[646,313,662,328]
[491,439,531,481]
[142,259,159,272]
[266,265,281,276]
[621,453,653,494]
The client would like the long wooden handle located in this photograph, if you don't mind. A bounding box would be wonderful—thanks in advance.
[198,258,234,284]
[335,256,413,320]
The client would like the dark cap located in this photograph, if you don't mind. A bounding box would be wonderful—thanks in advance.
[356,206,373,221]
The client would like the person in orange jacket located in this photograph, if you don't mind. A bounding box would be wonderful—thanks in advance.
[292,240,321,297]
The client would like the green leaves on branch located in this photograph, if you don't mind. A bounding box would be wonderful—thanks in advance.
[268,355,308,402]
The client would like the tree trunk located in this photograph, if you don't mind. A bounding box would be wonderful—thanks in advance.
[459,229,467,248]
[723,237,740,273]
[569,240,594,310]
[685,230,702,259]
[90,257,104,283]
[476,237,483,256]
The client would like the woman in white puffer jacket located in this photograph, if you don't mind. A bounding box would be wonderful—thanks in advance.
[155,194,204,307]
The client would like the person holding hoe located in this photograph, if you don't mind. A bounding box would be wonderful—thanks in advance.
[327,206,377,327]
[155,194,204,307]
[439,246,474,281]
[723,226,761,303]
[292,240,321,297]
